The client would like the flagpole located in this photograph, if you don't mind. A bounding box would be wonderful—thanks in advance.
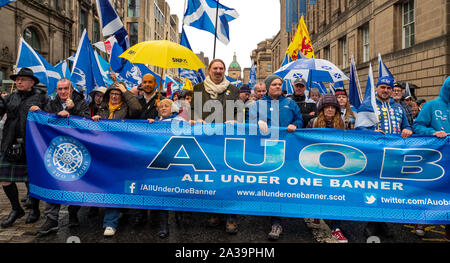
[213,0,219,59]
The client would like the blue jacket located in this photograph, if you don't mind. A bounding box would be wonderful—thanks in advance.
[375,97,411,134]
[413,77,450,135]
[249,95,303,128]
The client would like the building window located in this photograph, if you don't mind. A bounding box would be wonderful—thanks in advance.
[93,20,100,43]
[128,0,140,17]
[267,63,272,72]
[154,1,165,24]
[323,45,330,61]
[402,0,414,49]
[362,24,370,63]
[23,27,41,52]
[80,9,88,38]
[128,22,139,46]
[339,37,348,68]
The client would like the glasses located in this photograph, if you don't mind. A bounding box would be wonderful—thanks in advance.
[110,92,122,96]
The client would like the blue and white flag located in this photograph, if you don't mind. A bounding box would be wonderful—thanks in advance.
[183,0,239,45]
[16,38,61,96]
[0,0,15,8]
[378,53,394,80]
[355,64,378,130]
[71,29,105,101]
[249,63,257,89]
[95,0,129,51]
[94,50,113,86]
[349,55,362,109]
[404,82,412,99]
[178,27,205,85]
[54,60,71,79]
[226,76,241,88]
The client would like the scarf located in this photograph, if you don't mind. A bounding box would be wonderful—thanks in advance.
[108,101,123,119]
[203,75,230,99]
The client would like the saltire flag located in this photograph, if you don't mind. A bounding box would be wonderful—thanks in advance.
[93,50,113,86]
[183,0,239,45]
[16,38,61,96]
[0,0,15,8]
[349,55,362,109]
[310,80,327,95]
[109,41,161,89]
[226,76,241,88]
[71,29,106,101]
[178,27,205,85]
[378,53,394,80]
[54,60,71,79]
[355,64,379,130]
[95,0,129,52]
[249,63,257,89]
[286,16,314,60]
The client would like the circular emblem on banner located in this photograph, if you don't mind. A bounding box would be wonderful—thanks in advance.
[44,136,91,181]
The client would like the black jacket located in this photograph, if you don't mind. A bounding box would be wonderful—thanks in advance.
[44,91,90,118]
[288,94,317,128]
[0,87,49,153]
[137,93,158,120]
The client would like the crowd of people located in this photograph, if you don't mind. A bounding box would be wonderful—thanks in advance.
[0,59,449,243]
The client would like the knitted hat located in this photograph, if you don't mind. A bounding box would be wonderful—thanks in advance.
[377,76,395,88]
[317,94,341,112]
[240,84,251,94]
[264,74,283,91]
[334,88,347,96]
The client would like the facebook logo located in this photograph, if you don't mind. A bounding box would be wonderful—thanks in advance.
[125,181,137,194]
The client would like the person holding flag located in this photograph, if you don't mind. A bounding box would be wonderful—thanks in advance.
[356,71,412,239]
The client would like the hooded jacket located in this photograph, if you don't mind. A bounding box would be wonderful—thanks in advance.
[249,94,303,128]
[413,77,450,135]
[96,86,142,120]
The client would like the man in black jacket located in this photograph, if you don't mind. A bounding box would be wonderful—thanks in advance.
[137,73,159,120]
[0,68,49,228]
[33,78,90,235]
[288,78,317,128]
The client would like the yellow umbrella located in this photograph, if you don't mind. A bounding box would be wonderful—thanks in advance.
[119,40,205,71]
[119,40,204,104]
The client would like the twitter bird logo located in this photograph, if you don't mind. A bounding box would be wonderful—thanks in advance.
[364,194,377,205]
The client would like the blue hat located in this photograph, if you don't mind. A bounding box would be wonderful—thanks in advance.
[376,76,395,88]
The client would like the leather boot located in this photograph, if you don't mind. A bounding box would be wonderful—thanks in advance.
[25,197,40,224]
[1,210,25,228]
[1,183,25,228]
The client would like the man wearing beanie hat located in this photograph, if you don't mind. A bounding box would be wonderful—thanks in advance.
[358,76,413,239]
[288,77,317,128]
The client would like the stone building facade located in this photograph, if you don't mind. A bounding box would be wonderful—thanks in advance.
[305,0,450,100]
[0,0,181,85]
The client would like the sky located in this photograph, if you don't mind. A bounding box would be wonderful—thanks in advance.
[165,0,281,73]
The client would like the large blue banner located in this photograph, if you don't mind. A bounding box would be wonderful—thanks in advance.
[26,111,450,224]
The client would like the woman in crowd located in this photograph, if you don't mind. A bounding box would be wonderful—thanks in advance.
[308,88,321,106]
[249,74,302,241]
[92,81,142,237]
[334,88,356,129]
[148,98,186,237]
[306,94,348,243]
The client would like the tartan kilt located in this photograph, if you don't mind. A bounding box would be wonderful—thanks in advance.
[0,155,28,182]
